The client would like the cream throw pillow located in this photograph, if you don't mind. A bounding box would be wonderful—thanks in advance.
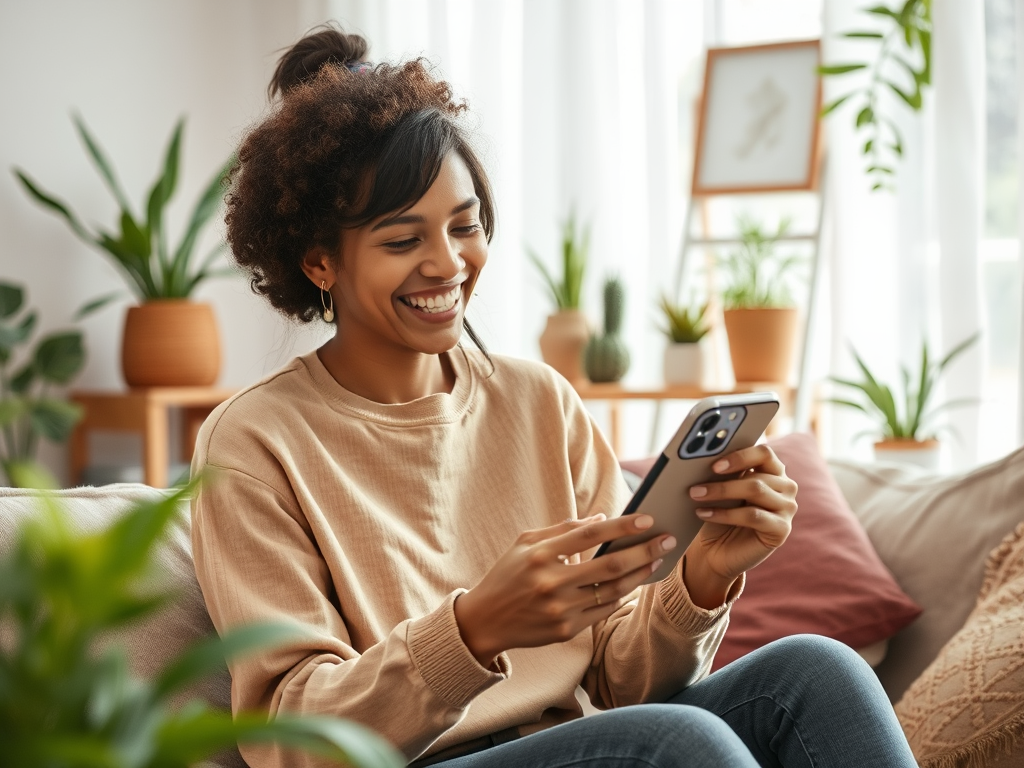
[894,523,1024,768]
[828,446,1024,701]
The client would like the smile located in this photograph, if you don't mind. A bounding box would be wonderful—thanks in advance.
[399,284,462,314]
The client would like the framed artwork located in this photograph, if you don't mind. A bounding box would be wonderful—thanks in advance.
[692,40,822,195]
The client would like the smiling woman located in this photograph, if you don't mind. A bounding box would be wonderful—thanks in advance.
[190,22,914,768]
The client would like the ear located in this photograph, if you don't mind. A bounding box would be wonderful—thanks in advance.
[301,245,338,289]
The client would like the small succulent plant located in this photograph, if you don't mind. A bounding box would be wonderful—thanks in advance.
[585,277,630,383]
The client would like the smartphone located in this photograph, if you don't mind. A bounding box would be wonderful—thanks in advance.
[595,392,780,584]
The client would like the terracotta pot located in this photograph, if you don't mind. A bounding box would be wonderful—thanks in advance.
[122,300,221,387]
[663,341,710,387]
[539,310,591,386]
[722,307,798,383]
[873,438,941,470]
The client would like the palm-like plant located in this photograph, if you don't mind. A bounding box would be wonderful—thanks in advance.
[658,297,710,344]
[827,333,979,441]
[0,473,403,768]
[14,114,235,308]
[528,211,589,311]
[718,215,804,310]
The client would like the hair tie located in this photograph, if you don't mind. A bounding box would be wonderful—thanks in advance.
[345,61,372,74]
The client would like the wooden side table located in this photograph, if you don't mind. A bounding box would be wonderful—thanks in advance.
[69,387,238,488]
[573,382,797,456]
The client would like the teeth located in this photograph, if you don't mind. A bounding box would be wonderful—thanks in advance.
[404,285,462,314]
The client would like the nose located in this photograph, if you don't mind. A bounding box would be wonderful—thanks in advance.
[420,234,466,279]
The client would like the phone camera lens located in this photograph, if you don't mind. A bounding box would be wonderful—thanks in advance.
[699,413,721,433]
[685,435,706,454]
[706,430,728,452]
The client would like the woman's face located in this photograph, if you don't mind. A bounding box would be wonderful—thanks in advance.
[333,152,488,357]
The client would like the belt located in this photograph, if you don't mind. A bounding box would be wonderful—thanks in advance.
[409,726,522,767]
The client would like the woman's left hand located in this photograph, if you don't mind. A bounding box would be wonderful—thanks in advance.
[682,444,798,609]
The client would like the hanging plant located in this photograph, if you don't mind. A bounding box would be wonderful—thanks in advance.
[818,0,932,192]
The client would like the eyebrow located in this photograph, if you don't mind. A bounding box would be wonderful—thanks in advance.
[371,197,480,232]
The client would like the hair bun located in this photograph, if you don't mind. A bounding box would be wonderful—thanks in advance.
[270,25,369,98]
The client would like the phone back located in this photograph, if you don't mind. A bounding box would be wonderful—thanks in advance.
[603,393,780,584]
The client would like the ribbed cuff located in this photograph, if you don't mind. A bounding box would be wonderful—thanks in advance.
[658,568,745,635]
[407,590,510,708]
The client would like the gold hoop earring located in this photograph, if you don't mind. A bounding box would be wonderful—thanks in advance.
[320,281,335,323]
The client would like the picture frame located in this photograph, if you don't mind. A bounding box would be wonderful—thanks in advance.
[692,40,823,195]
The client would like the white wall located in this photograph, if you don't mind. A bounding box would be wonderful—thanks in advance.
[0,0,331,480]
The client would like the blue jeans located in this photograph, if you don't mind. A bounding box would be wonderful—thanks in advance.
[429,635,917,767]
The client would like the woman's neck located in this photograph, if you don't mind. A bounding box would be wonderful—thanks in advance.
[316,333,455,404]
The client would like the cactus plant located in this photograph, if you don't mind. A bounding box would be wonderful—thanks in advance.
[585,277,630,383]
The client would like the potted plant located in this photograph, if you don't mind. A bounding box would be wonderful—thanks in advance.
[584,277,630,384]
[0,281,85,487]
[14,114,235,387]
[658,296,711,387]
[827,333,978,469]
[528,211,590,386]
[0,473,404,768]
[718,214,804,383]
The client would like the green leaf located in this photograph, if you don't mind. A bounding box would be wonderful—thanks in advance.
[171,154,235,296]
[146,118,184,252]
[33,331,85,384]
[12,170,93,242]
[120,211,151,258]
[0,311,38,356]
[155,623,303,698]
[823,397,872,415]
[5,460,57,489]
[0,397,28,427]
[863,138,874,153]
[74,291,123,320]
[937,332,979,371]
[820,94,853,117]
[72,112,134,214]
[9,363,36,394]
[232,714,405,768]
[843,31,884,39]
[0,283,24,319]
[865,5,900,19]
[866,165,895,174]
[818,63,868,75]
[888,80,922,109]
[28,399,83,441]
[855,105,875,127]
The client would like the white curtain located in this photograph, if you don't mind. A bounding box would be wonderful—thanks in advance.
[1018,0,1024,444]
[822,0,988,469]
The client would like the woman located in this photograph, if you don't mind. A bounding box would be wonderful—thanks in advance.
[191,26,917,768]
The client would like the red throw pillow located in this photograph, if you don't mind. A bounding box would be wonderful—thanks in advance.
[621,432,922,671]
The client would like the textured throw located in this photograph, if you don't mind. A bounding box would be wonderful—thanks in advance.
[895,522,1024,768]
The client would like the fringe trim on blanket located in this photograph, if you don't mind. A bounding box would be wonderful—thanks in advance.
[919,714,1024,768]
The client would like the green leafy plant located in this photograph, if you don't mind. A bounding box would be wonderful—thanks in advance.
[0,281,85,486]
[718,215,804,310]
[819,0,932,191]
[827,333,979,441]
[658,296,710,344]
[527,211,589,311]
[13,114,235,308]
[0,474,404,768]
[584,276,630,383]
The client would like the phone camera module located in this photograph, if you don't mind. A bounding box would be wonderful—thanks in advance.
[706,429,728,453]
[685,435,706,454]
[698,413,721,434]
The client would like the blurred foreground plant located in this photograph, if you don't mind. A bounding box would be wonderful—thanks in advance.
[0,475,403,768]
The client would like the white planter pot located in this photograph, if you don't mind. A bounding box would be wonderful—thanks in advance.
[873,439,941,471]
[663,342,709,387]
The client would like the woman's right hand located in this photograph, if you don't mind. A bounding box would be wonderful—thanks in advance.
[453,513,676,667]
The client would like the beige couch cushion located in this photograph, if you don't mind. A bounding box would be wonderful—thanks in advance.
[0,483,243,768]
[829,446,1024,701]
[894,522,1024,767]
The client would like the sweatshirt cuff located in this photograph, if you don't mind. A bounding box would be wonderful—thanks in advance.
[657,568,745,635]
[407,590,510,708]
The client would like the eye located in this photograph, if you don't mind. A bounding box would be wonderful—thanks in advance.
[452,223,482,235]
[382,238,419,251]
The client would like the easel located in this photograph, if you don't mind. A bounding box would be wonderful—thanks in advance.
[648,40,827,452]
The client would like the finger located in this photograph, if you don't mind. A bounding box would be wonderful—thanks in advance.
[546,513,656,557]
[517,513,607,546]
[711,444,786,478]
[580,557,663,615]
[571,531,677,588]
[695,504,792,546]
[689,473,797,511]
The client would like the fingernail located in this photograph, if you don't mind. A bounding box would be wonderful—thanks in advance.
[695,508,714,519]
[634,515,654,530]
[690,486,707,498]
[585,513,606,522]
[661,536,677,551]
[713,459,729,473]
[651,558,664,573]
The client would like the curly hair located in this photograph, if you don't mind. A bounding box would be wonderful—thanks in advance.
[226,28,495,325]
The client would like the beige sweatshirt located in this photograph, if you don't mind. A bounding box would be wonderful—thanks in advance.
[190,347,740,766]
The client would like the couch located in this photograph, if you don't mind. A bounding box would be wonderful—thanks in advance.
[2,434,1023,767]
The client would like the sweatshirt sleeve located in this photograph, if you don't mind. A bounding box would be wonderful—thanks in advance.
[553,381,744,709]
[190,463,510,766]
